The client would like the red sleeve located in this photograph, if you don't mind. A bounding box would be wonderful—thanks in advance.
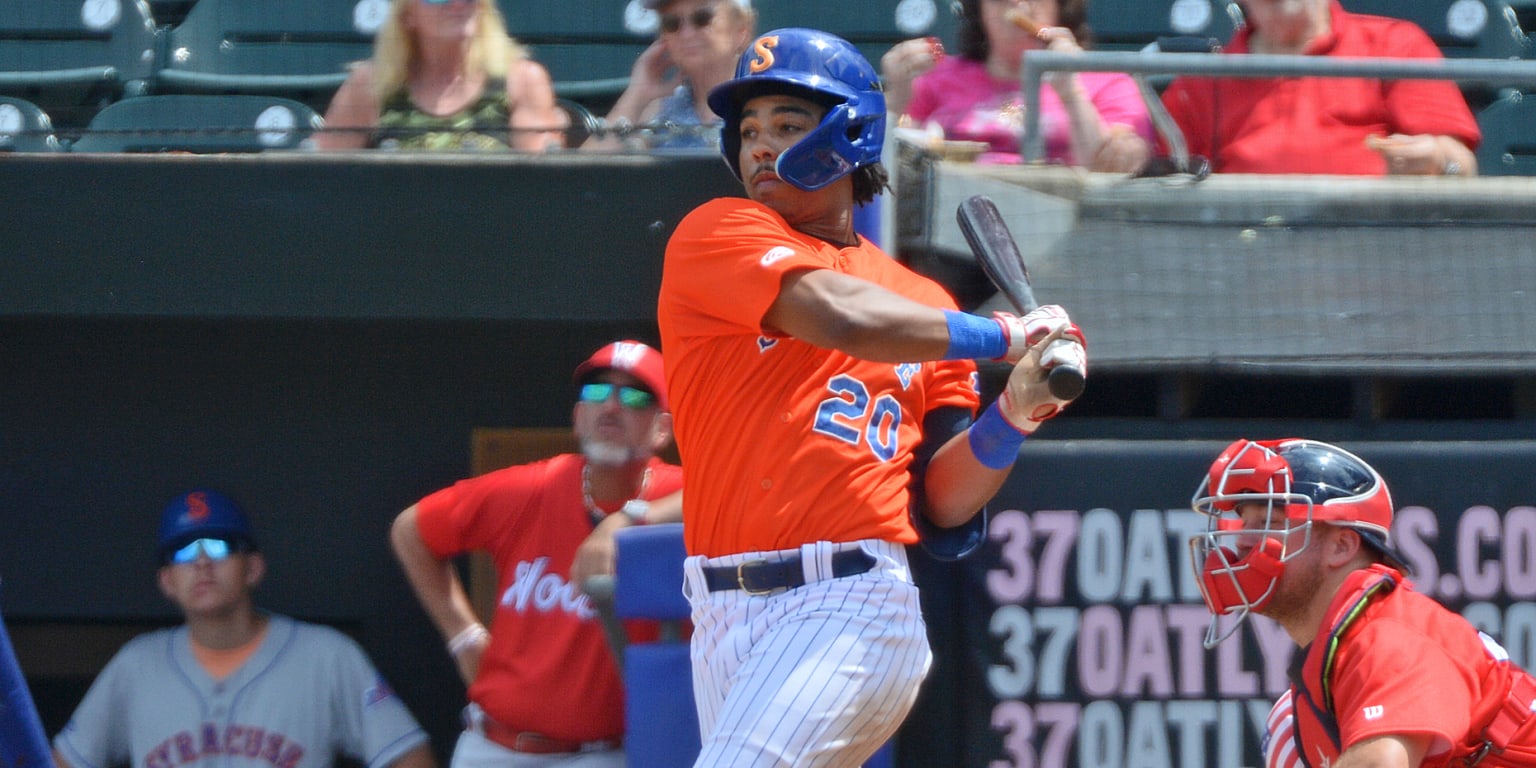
[412,460,553,558]
[1374,21,1481,148]
[1330,617,1471,755]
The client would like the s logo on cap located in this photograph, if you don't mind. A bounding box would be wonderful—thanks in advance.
[748,35,779,73]
[185,491,211,522]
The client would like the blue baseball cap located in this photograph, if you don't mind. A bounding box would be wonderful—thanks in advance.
[156,489,258,561]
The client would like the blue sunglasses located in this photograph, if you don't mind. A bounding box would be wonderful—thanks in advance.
[166,537,244,565]
[579,383,657,410]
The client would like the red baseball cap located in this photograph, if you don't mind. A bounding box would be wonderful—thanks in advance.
[573,340,668,410]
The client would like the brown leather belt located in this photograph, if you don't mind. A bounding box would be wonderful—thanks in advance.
[477,716,620,754]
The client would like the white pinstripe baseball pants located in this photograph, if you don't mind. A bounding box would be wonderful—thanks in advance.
[682,539,932,768]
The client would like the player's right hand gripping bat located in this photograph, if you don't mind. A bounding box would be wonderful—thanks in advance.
[956,194,1086,401]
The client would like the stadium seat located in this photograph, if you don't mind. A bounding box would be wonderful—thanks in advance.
[1476,90,1536,174]
[753,0,961,71]
[155,0,378,114]
[1339,0,1531,59]
[0,0,159,128]
[496,0,648,107]
[69,94,321,153]
[1086,0,1244,51]
[0,96,60,152]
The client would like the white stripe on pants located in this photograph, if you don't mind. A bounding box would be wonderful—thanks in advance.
[683,539,932,768]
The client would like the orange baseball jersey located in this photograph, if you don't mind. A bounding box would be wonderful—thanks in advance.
[657,197,979,558]
[412,453,683,742]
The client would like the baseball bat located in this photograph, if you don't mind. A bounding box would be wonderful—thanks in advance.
[956,194,1086,400]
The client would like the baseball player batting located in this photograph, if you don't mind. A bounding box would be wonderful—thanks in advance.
[656,27,1086,767]
[53,489,433,768]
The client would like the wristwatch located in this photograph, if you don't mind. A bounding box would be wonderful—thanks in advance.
[620,499,649,524]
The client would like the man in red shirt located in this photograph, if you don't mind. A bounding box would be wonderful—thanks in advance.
[390,341,683,767]
[1160,0,1480,175]
[1189,438,1536,767]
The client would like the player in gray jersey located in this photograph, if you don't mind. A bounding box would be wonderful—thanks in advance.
[52,489,435,768]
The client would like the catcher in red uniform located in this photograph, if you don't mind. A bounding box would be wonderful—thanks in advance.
[1190,438,1536,768]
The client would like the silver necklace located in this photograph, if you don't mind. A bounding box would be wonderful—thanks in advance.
[581,464,652,523]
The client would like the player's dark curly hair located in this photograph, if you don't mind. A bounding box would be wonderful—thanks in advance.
[853,163,890,206]
[955,0,1094,61]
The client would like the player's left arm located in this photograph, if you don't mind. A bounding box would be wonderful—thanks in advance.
[921,325,1079,528]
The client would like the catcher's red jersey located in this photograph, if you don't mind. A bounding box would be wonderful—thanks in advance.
[1291,565,1536,767]
[657,197,979,558]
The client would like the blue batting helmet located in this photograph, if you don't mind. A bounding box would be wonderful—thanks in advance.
[707,28,886,191]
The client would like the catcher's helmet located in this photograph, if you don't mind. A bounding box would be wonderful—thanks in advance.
[1187,438,1402,647]
[707,28,886,191]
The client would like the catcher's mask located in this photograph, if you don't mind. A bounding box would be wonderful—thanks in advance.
[1187,438,1400,648]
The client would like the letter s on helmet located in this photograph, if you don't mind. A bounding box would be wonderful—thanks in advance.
[706,28,886,191]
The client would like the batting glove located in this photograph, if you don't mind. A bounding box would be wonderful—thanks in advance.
[994,305,1080,364]
[997,323,1087,433]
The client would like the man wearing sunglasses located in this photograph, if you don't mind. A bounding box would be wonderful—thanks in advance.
[53,489,435,768]
[587,0,756,151]
[391,340,682,767]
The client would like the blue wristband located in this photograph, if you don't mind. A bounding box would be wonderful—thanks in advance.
[968,401,1028,469]
[943,310,1007,361]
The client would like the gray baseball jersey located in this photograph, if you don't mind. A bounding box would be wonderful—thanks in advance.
[54,614,428,768]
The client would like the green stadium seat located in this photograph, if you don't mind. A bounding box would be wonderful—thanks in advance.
[495,0,648,106]
[0,0,159,128]
[754,0,960,66]
[155,0,378,114]
[1086,0,1244,51]
[1339,0,1531,59]
[0,96,61,152]
[1476,90,1536,174]
[69,93,321,153]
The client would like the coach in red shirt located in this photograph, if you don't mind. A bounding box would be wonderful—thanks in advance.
[1160,0,1480,176]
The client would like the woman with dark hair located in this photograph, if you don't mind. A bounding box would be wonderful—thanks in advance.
[882,0,1150,171]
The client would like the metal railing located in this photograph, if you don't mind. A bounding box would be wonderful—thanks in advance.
[1019,50,1536,165]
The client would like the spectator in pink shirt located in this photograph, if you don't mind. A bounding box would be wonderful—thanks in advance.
[882,0,1151,171]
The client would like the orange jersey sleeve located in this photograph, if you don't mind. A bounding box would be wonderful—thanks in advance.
[657,197,979,557]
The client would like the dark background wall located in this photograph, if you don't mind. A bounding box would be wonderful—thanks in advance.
[2,153,1533,768]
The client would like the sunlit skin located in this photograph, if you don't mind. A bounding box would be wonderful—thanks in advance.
[736,93,855,245]
[1239,0,1331,55]
[406,0,481,45]
[980,0,1061,81]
